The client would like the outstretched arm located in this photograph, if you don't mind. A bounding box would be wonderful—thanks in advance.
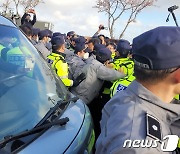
[31,10,36,25]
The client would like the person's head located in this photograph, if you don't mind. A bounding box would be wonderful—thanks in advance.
[87,38,101,51]
[98,34,106,45]
[70,37,76,47]
[52,32,62,38]
[51,36,65,52]
[38,30,49,43]
[67,31,76,40]
[96,48,112,64]
[32,28,40,42]
[74,44,89,59]
[45,29,53,38]
[20,25,32,39]
[133,26,180,96]
[116,39,132,58]
[106,42,117,54]
[74,36,86,45]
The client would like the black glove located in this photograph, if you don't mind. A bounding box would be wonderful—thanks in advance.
[73,73,86,87]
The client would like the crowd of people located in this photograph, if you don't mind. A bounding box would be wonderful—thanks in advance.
[19,9,180,154]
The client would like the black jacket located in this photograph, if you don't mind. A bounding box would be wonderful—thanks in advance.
[21,13,36,27]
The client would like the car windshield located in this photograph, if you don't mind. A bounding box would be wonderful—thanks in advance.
[0,24,70,141]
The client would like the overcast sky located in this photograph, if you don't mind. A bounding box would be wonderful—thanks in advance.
[20,0,180,42]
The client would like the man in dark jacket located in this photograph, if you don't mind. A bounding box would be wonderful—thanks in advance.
[21,9,36,27]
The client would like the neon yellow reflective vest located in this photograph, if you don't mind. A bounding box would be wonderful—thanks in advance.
[110,76,180,100]
[110,75,135,97]
[112,57,134,76]
[111,53,116,59]
[175,95,180,100]
[1,46,34,76]
[47,52,73,87]
[103,58,134,96]
[0,44,5,58]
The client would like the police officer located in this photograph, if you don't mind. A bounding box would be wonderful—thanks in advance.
[86,38,103,63]
[19,25,33,40]
[96,26,180,154]
[71,47,125,104]
[109,39,135,97]
[47,36,83,87]
[66,31,76,51]
[35,30,51,59]
[112,39,134,76]
[47,36,73,87]
[66,43,89,80]
[31,28,40,45]
[106,42,117,59]
[71,47,125,140]
[44,29,53,51]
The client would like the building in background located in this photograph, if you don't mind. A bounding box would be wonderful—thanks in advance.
[0,11,54,31]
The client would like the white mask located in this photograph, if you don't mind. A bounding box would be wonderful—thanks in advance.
[36,37,39,43]
[83,52,89,59]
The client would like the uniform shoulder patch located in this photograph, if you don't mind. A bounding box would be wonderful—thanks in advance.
[146,113,162,141]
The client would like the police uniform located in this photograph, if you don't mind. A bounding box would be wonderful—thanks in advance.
[110,74,135,97]
[112,57,134,76]
[66,44,87,80]
[96,27,180,154]
[96,81,180,154]
[109,57,135,97]
[35,40,51,59]
[47,52,73,87]
[111,52,116,59]
[108,40,135,97]
[36,30,51,59]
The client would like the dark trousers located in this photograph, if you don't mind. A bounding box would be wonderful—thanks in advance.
[87,91,111,141]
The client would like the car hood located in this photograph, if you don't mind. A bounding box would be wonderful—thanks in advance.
[19,99,85,154]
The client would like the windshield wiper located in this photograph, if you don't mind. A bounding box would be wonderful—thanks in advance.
[39,96,79,125]
[0,117,69,149]
[0,96,79,149]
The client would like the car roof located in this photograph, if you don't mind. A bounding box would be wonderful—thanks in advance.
[0,15,17,28]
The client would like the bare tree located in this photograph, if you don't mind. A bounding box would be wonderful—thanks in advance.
[0,0,13,16]
[13,0,21,16]
[95,0,157,39]
[20,0,44,11]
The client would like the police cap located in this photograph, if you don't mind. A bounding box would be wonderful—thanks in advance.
[52,32,62,38]
[74,44,89,54]
[51,36,65,48]
[74,36,86,45]
[117,39,132,56]
[96,48,111,63]
[38,30,49,40]
[94,44,106,52]
[67,31,76,37]
[32,28,40,36]
[45,29,53,38]
[133,26,180,70]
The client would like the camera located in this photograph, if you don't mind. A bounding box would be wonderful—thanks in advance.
[101,26,105,30]
[99,25,108,30]
[168,5,179,12]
